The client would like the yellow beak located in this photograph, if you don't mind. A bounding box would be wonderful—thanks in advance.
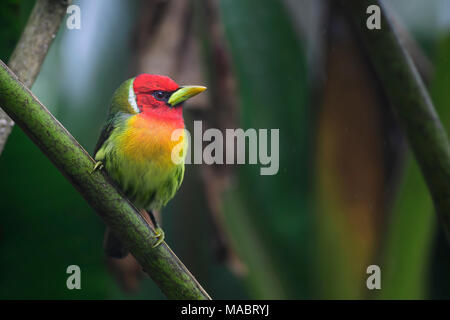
[168,86,207,107]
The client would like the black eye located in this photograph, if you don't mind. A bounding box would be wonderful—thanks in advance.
[153,90,166,101]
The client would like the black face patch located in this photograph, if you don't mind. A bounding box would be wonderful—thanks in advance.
[152,90,171,102]
[152,90,178,107]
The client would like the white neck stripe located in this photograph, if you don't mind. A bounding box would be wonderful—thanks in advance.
[128,79,139,113]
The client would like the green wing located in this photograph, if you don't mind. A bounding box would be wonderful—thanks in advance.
[175,163,185,191]
[93,119,115,157]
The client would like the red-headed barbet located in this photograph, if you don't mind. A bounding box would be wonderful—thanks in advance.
[93,74,206,257]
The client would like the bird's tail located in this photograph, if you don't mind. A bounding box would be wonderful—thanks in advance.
[104,227,129,258]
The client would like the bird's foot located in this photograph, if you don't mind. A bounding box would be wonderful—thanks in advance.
[151,227,165,248]
[90,161,104,174]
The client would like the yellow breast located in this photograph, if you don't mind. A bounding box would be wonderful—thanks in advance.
[118,114,186,168]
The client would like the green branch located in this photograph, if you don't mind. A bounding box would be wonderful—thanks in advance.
[0,60,211,300]
[0,0,71,154]
[342,0,450,235]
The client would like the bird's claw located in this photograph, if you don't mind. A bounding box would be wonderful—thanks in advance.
[90,161,104,174]
[151,227,165,248]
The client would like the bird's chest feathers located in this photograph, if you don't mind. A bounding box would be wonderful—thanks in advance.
[119,114,185,166]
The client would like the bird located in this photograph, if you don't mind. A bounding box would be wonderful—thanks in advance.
[92,73,206,258]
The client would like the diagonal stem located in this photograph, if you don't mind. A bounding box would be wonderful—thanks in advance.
[341,0,450,236]
[0,0,70,155]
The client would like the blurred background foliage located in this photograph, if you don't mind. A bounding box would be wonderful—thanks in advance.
[0,0,449,299]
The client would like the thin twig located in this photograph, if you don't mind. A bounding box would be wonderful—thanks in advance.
[0,60,211,300]
[197,0,247,276]
[0,0,70,154]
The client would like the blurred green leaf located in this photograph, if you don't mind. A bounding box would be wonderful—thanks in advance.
[219,0,312,298]
[0,0,34,61]
[379,156,434,299]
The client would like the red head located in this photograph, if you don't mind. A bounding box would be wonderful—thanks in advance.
[132,74,206,120]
